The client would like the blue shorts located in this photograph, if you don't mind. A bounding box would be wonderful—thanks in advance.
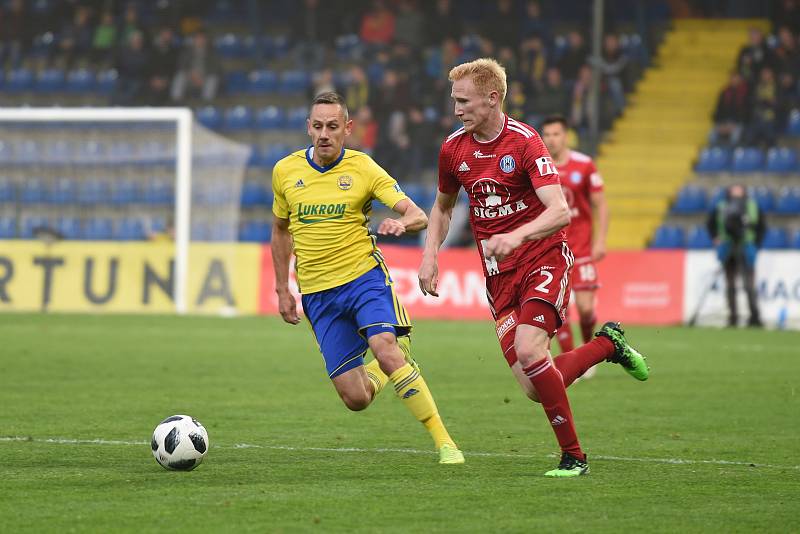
[302,265,412,378]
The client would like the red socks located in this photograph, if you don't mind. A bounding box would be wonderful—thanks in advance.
[554,336,615,387]
[555,322,574,353]
[523,359,584,460]
[580,314,597,343]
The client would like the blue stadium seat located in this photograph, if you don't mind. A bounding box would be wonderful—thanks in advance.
[111,179,139,205]
[44,140,73,165]
[34,68,65,92]
[695,147,730,172]
[270,35,290,59]
[762,227,789,249]
[191,221,212,241]
[82,217,113,240]
[108,141,135,164]
[335,34,361,61]
[223,106,254,130]
[96,69,118,94]
[247,70,278,94]
[765,147,797,172]
[0,177,16,202]
[786,109,800,136]
[686,225,713,249]
[240,35,257,58]
[5,68,34,93]
[196,106,222,129]
[143,179,174,206]
[215,33,243,58]
[65,68,95,93]
[15,140,41,164]
[21,216,50,238]
[254,106,285,130]
[774,187,800,214]
[672,185,707,214]
[0,216,15,238]
[0,141,13,163]
[239,220,271,242]
[792,230,800,249]
[78,179,110,205]
[55,216,80,239]
[224,70,248,94]
[20,178,46,204]
[286,107,308,130]
[651,225,685,249]
[114,218,146,241]
[49,177,77,204]
[731,147,764,172]
[279,70,311,94]
[257,144,288,168]
[750,186,775,213]
[78,141,106,164]
[138,141,173,165]
[240,180,268,207]
[366,61,385,84]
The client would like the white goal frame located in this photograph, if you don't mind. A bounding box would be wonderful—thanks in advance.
[0,107,194,313]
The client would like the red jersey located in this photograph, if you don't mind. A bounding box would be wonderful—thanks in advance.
[556,150,603,259]
[438,115,565,277]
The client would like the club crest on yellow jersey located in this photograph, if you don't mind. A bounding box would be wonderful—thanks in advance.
[337,175,353,190]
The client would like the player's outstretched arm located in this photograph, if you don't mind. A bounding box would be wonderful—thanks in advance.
[590,190,609,261]
[271,215,300,325]
[484,184,570,261]
[419,191,458,297]
[377,198,428,236]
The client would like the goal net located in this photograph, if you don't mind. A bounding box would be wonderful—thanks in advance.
[0,108,252,315]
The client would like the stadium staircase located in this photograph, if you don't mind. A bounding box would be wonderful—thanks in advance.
[598,18,769,249]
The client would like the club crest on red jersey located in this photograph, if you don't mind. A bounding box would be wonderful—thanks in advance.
[499,155,516,173]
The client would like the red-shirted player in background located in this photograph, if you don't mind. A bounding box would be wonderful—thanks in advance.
[419,58,648,477]
[541,115,609,378]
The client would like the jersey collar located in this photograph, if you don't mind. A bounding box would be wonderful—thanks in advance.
[472,114,507,145]
[306,146,345,173]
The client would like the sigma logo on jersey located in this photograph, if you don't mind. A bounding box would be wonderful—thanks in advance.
[535,156,557,176]
[297,202,347,224]
[473,150,496,159]
[495,311,517,340]
[499,155,516,173]
[471,178,528,219]
[337,175,353,190]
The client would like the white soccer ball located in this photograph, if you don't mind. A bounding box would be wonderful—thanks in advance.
[151,415,209,471]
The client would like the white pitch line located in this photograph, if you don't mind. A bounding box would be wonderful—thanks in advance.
[2,436,797,471]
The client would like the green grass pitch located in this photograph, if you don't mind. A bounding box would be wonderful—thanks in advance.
[0,314,798,532]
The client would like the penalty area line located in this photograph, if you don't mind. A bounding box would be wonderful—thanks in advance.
[1,436,797,471]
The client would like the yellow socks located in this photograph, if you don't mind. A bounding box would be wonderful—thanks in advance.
[389,363,455,449]
[364,358,388,399]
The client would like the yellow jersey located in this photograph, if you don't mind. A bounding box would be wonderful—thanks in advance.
[272,147,407,294]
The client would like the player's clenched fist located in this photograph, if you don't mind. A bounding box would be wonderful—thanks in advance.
[377,218,406,236]
[483,232,522,261]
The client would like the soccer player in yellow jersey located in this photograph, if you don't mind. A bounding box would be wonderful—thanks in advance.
[271,92,464,464]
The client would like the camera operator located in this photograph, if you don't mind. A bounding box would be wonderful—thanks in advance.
[707,184,765,327]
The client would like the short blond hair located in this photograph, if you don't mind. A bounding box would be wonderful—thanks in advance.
[448,58,507,103]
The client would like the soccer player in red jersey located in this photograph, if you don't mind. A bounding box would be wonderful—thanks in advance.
[419,58,649,477]
[541,115,609,376]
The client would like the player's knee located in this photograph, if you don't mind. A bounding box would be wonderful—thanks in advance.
[340,390,371,411]
[514,339,549,367]
[369,333,405,369]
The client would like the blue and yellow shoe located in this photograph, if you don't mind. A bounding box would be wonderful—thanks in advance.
[596,322,649,381]
[544,452,589,477]
[438,444,465,464]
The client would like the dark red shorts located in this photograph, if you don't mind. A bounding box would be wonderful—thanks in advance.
[486,242,574,365]
[571,256,601,291]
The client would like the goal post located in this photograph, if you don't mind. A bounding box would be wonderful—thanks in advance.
[0,107,251,315]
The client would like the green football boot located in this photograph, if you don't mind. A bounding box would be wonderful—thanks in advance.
[596,322,649,381]
[438,443,465,465]
[544,452,589,477]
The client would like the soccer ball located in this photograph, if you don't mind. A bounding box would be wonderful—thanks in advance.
[151,415,209,471]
